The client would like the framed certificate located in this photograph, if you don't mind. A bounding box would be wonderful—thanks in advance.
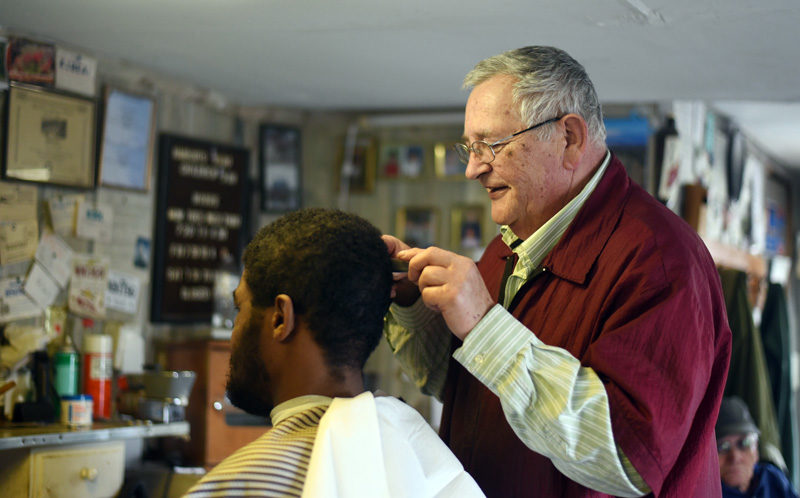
[3,83,96,188]
[97,87,157,191]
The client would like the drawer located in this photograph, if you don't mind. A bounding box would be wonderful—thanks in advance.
[30,441,124,497]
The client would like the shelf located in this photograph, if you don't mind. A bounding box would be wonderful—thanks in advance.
[0,420,189,451]
[702,238,767,279]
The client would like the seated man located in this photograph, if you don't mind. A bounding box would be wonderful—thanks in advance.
[185,208,483,498]
[717,396,797,498]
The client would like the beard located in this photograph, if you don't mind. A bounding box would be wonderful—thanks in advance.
[226,313,274,417]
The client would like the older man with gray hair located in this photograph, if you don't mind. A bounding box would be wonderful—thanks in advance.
[384,46,731,497]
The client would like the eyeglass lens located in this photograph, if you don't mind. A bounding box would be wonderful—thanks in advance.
[717,434,758,453]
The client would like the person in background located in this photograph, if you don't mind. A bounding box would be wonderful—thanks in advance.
[383,46,732,497]
[185,208,483,498]
[717,396,798,498]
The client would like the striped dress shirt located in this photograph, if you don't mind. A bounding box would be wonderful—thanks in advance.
[185,396,331,497]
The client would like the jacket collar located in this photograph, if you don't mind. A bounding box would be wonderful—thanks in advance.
[540,153,631,285]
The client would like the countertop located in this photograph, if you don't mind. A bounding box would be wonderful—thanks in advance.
[0,419,190,450]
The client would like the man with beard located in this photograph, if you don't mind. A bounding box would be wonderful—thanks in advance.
[186,208,482,497]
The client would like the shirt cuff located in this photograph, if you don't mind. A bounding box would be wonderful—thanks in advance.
[453,304,536,391]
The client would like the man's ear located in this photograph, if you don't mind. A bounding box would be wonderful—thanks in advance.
[271,294,296,342]
[562,114,589,170]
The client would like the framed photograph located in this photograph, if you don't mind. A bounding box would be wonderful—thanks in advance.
[435,143,466,178]
[336,136,376,193]
[3,83,96,188]
[379,143,425,179]
[451,204,486,258]
[396,207,438,248]
[6,37,55,86]
[260,124,301,212]
[97,87,157,191]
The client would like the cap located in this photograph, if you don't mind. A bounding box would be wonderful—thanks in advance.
[716,396,760,439]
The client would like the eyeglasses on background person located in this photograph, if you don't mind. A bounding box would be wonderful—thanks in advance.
[717,433,759,454]
[454,115,563,165]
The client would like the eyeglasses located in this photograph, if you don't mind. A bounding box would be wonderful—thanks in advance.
[454,116,563,165]
[717,433,758,454]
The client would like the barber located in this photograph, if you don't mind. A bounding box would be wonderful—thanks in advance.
[384,46,731,497]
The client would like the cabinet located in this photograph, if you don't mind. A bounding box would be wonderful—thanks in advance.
[0,441,124,497]
[164,339,269,468]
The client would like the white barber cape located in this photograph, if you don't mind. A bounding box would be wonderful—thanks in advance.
[301,391,485,498]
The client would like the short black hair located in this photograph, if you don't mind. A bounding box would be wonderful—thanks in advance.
[243,208,392,370]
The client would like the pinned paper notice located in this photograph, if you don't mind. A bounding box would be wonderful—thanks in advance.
[75,201,114,243]
[0,220,38,265]
[24,262,61,308]
[35,232,74,288]
[0,276,41,323]
[106,270,141,315]
[47,195,84,236]
[68,255,109,319]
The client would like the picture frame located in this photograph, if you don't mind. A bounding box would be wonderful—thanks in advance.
[434,143,466,178]
[260,124,301,212]
[450,204,487,258]
[336,135,376,194]
[6,37,55,86]
[3,83,96,189]
[396,206,439,248]
[379,143,425,179]
[97,87,157,191]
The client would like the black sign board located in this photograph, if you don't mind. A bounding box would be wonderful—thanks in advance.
[151,133,249,323]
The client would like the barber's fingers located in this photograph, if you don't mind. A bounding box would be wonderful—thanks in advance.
[382,234,412,257]
[399,246,462,281]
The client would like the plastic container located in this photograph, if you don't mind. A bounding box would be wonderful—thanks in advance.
[60,394,93,427]
[54,335,79,397]
[82,334,113,419]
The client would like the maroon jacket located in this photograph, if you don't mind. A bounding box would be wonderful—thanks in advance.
[439,155,731,497]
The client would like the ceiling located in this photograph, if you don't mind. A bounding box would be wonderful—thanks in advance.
[2,0,800,165]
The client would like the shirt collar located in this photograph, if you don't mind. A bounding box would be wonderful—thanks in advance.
[270,394,332,426]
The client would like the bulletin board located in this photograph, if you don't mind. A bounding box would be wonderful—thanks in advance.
[150,133,250,323]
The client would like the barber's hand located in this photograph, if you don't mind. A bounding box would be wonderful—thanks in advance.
[399,246,494,341]
[382,234,420,306]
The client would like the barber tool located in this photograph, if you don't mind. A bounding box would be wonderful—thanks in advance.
[391,259,409,272]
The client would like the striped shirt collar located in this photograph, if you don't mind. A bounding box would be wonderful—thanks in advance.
[500,150,611,275]
[270,394,332,426]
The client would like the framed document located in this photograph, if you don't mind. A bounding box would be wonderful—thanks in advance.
[97,87,157,191]
[3,83,96,188]
[260,124,301,212]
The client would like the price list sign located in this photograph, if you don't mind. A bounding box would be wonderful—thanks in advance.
[151,134,249,323]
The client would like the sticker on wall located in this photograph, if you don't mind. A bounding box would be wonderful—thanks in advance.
[55,47,97,96]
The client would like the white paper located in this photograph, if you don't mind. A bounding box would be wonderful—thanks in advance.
[55,47,97,96]
[47,194,84,236]
[35,232,74,288]
[0,276,41,323]
[75,200,114,243]
[0,219,38,265]
[0,181,38,220]
[24,262,61,308]
[68,255,109,319]
[106,270,141,315]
